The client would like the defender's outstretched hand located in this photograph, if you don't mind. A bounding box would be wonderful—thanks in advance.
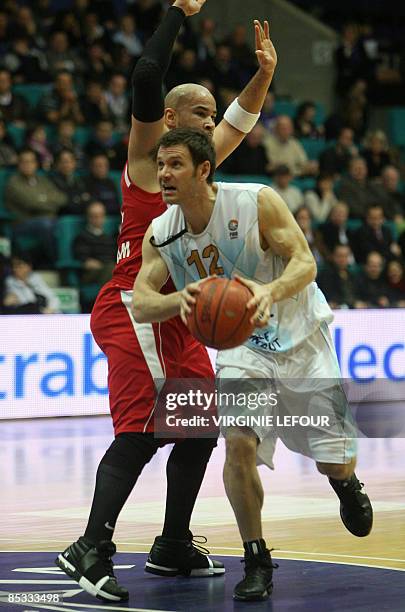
[173,0,207,17]
[254,20,277,75]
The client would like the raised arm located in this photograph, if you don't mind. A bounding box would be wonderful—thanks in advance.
[128,0,206,190]
[213,20,277,166]
[237,188,316,326]
[132,225,181,322]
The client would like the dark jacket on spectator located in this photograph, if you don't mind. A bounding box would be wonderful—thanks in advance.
[317,264,360,308]
[356,272,390,306]
[352,224,394,264]
[83,176,120,214]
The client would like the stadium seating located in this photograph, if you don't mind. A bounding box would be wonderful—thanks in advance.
[388,107,405,149]
[13,84,52,109]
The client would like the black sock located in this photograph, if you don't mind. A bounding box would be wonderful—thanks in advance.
[84,433,159,543]
[162,437,217,540]
[244,539,267,557]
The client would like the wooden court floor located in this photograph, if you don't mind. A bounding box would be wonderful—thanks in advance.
[2,414,404,576]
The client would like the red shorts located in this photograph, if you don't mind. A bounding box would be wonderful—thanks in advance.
[90,281,214,435]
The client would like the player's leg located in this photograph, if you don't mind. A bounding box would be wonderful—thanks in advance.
[280,324,373,537]
[146,334,224,576]
[217,346,277,602]
[223,427,275,602]
[55,287,166,601]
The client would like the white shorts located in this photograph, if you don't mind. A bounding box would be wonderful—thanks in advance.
[216,323,357,468]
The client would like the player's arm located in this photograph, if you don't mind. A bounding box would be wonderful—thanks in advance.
[133,226,207,323]
[213,20,277,166]
[132,226,180,322]
[236,188,317,326]
[128,0,206,191]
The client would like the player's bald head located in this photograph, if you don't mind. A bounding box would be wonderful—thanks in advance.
[164,83,217,135]
[165,83,215,110]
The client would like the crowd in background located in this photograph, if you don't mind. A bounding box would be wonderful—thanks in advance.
[0,0,404,313]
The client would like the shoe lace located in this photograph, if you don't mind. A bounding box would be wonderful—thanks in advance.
[241,548,279,571]
[97,541,117,581]
[189,535,210,556]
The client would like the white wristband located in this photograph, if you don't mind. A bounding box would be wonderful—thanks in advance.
[223,98,261,133]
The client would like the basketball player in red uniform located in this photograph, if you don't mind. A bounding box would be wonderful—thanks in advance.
[56,0,277,602]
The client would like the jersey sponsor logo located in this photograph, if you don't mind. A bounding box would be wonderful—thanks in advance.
[117,240,130,263]
[228,219,239,239]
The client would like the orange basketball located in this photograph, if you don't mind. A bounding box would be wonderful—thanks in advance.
[187,277,256,350]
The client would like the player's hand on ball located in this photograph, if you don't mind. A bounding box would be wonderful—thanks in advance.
[254,20,277,75]
[234,275,272,328]
[173,0,207,17]
[179,278,209,325]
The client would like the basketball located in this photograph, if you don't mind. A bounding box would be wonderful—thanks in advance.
[187,277,256,350]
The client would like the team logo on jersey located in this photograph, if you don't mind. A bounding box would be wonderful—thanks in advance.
[228,219,239,239]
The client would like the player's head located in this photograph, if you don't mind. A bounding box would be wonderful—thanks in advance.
[153,127,216,204]
[164,84,217,137]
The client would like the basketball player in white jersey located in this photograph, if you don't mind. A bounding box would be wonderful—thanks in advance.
[132,128,373,602]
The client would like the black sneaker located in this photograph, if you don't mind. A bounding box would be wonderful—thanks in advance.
[145,534,225,577]
[55,537,129,602]
[329,473,373,537]
[233,550,277,602]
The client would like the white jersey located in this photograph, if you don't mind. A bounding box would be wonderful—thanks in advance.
[151,182,333,354]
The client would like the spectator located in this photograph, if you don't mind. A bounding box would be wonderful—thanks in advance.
[222,123,270,177]
[130,0,163,40]
[103,73,129,131]
[317,244,364,309]
[45,30,85,78]
[336,156,381,218]
[5,149,67,266]
[335,23,374,97]
[80,11,106,46]
[85,120,126,170]
[304,174,338,222]
[294,205,322,262]
[272,164,304,213]
[51,119,86,170]
[356,251,390,307]
[224,23,256,84]
[294,101,324,139]
[80,80,112,125]
[38,71,84,125]
[385,259,405,307]
[342,79,369,140]
[0,11,10,56]
[112,14,143,58]
[13,5,46,49]
[206,44,241,93]
[264,115,318,177]
[3,253,60,314]
[74,200,117,311]
[352,204,400,264]
[2,35,49,83]
[83,154,120,214]
[51,149,91,215]
[74,200,117,285]
[26,125,53,171]
[196,17,217,64]
[83,42,113,83]
[319,127,357,177]
[362,130,391,179]
[166,49,203,91]
[373,165,405,222]
[317,201,354,261]
[260,90,277,133]
[0,120,17,167]
[0,68,30,125]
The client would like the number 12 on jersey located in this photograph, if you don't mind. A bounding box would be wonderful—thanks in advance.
[187,245,224,279]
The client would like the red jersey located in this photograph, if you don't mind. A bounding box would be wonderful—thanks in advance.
[112,164,169,290]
